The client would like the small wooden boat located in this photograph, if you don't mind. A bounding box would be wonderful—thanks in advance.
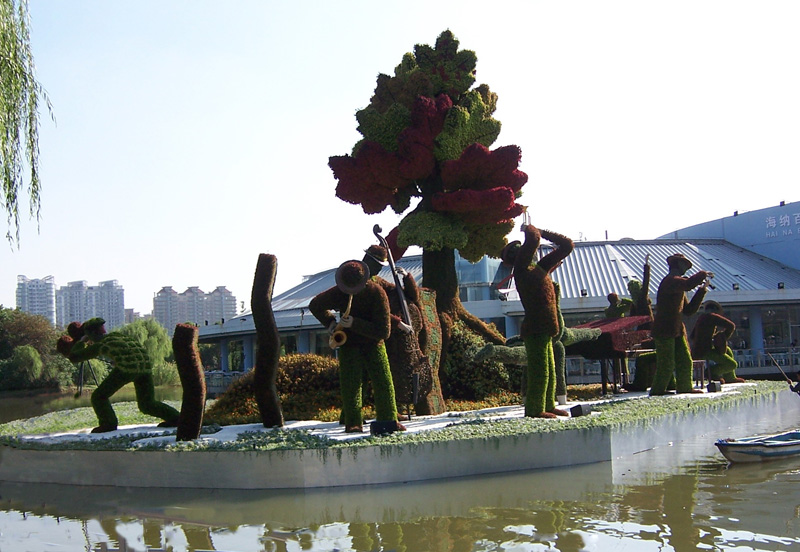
[715,430,800,463]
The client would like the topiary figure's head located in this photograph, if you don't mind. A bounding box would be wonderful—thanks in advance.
[362,245,388,276]
[82,317,107,341]
[666,253,692,275]
[335,261,370,294]
[627,279,642,298]
[500,240,521,267]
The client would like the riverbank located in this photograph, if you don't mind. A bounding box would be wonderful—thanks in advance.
[0,385,184,424]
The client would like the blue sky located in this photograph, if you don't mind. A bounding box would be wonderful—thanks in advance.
[2,0,799,315]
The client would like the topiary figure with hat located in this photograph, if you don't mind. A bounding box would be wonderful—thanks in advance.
[309,259,403,432]
[57,317,180,432]
[649,253,710,395]
[500,223,574,418]
[690,300,744,384]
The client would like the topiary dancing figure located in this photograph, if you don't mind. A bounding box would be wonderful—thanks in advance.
[310,260,403,433]
[500,224,573,418]
[690,301,744,384]
[649,254,709,396]
[58,318,180,433]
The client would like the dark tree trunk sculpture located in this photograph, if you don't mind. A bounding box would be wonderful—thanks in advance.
[173,323,206,441]
[251,253,284,427]
[422,247,505,385]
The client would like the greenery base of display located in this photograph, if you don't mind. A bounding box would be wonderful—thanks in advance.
[0,381,789,454]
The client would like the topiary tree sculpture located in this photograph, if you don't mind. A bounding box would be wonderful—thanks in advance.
[251,253,284,428]
[329,30,528,368]
[173,323,205,441]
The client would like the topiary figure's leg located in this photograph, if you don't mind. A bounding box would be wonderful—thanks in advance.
[523,333,554,418]
[553,339,566,399]
[364,342,399,423]
[134,373,180,425]
[707,347,741,383]
[629,351,656,391]
[674,337,695,393]
[90,369,129,432]
[544,341,557,413]
[338,346,366,430]
[650,337,676,396]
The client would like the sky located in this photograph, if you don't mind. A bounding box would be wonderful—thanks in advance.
[2,0,799,316]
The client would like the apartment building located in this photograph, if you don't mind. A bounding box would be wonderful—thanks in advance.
[153,285,237,334]
[15,275,57,324]
[55,280,126,330]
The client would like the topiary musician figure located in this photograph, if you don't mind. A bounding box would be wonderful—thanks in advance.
[57,318,180,433]
[500,223,574,418]
[690,301,744,384]
[605,292,634,387]
[309,260,403,433]
[628,254,653,326]
[625,254,656,391]
[649,253,709,396]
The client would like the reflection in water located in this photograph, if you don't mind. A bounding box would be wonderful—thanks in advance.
[1,444,799,551]
[2,412,800,550]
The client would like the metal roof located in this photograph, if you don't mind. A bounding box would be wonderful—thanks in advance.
[270,257,425,314]
[219,238,799,329]
[499,238,800,301]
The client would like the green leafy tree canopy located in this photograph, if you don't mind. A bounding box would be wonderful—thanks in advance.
[0,306,58,359]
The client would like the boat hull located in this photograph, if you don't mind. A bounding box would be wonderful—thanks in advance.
[715,430,800,463]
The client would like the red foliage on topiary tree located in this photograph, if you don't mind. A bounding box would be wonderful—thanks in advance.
[329,30,528,365]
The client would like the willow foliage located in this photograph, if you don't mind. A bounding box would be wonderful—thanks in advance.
[0,0,52,245]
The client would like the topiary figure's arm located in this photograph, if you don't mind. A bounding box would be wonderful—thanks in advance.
[562,327,603,347]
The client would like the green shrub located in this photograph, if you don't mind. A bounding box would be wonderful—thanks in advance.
[0,345,43,390]
[204,353,342,425]
[443,320,520,400]
[276,353,340,394]
[39,353,77,390]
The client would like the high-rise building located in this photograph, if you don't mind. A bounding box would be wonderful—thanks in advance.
[93,280,125,330]
[56,281,88,328]
[55,279,126,330]
[178,287,206,327]
[153,285,238,334]
[207,286,238,325]
[15,275,56,324]
[153,286,179,333]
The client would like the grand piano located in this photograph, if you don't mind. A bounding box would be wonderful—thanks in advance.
[564,315,652,394]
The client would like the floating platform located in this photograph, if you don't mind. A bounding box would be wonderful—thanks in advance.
[0,384,798,490]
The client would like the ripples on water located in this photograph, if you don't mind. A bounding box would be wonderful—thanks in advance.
[0,408,798,550]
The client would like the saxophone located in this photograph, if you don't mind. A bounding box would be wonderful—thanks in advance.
[328,294,353,349]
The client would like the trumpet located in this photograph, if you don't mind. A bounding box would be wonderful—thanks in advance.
[329,294,353,349]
